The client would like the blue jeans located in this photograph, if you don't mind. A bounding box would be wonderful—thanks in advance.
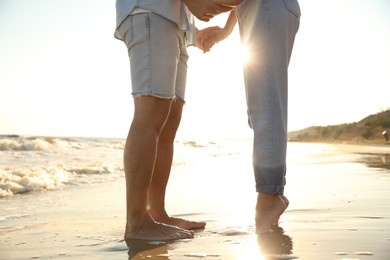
[236,0,300,194]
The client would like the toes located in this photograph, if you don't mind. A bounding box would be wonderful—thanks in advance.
[188,221,206,230]
[175,229,194,239]
[164,217,206,230]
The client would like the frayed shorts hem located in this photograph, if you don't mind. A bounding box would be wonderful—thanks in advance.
[132,93,185,102]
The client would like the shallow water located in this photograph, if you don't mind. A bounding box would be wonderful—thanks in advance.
[1,137,389,259]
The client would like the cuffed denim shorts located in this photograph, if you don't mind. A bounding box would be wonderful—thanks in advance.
[116,13,189,101]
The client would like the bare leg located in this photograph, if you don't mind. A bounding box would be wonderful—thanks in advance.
[124,96,194,240]
[255,193,287,235]
[148,100,206,230]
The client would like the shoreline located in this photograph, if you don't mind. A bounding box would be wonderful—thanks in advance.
[289,141,390,154]
[1,141,389,259]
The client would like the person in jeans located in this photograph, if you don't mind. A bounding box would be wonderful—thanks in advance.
[198,0,301,235]
[114,0,239,241]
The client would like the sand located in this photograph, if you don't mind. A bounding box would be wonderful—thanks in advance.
[1,142,389,259]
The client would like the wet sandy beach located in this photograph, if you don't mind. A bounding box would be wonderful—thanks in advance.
[1,141,389,259]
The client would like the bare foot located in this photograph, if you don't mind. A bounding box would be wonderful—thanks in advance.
[149,208,206,230]
[155,216,206,230]
[125,216,194,241]
[255,193,287,235]
[273,195,289,225]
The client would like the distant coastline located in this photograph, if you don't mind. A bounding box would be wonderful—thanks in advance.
[288,110,390,145]
[2,110,390,146]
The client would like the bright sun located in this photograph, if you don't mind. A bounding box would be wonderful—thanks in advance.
[239,45,250,64]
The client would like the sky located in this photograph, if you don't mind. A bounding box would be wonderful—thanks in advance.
[0,0,389,139]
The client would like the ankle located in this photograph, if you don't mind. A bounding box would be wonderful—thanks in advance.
[148,208,169,222]
[126,212,151,231]
[257,193,281,209]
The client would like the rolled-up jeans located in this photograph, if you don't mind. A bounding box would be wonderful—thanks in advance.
[235,0,300,195]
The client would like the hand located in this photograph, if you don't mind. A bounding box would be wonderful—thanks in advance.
[196,26,229,53]
[196,11,237,52]
[182,0,233,22]
[196,26,221,52]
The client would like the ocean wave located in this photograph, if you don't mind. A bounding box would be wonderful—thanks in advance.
[0,163,122,197]
[0,167,74,197]
[66,164,121,175]
[0,136,125,152]
[0,137,71,152]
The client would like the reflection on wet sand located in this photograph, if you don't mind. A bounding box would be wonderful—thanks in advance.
[259,226,295,259]
[359,153,390,170]
[125,225,295,259]
[126,239,170,259]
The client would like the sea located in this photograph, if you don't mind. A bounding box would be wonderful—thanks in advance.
[0,135,125,198]
[0,134,254,198]
[0,134,255,226]
[1,134,389,199]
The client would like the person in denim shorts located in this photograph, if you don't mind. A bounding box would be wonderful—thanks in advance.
[198,0,301,235]
[114,0,238,241]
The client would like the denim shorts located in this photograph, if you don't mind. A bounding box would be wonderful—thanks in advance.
[116,13,189,101]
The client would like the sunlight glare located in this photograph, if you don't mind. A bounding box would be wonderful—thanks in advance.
[233,236,264,259]
[240,44,250,64]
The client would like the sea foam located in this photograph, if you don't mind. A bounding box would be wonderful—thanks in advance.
[0,167,74,196]
[0,136,70,152]
[0,136,124,197]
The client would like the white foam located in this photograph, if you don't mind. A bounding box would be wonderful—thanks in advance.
[354,251,374,256]
[263,254,298,259]
[0,163,122,197]
[0,167,75,196]
[184,253,221,258]
[0,137,71,152]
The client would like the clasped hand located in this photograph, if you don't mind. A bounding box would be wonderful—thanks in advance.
[185,0,241,53]
[196,26,229,53]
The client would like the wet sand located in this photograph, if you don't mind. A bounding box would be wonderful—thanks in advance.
[1,142,389,259]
